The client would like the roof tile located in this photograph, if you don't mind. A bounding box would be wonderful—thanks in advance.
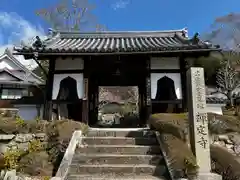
[15,29,220,54]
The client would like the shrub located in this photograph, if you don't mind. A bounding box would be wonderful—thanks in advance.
[18,151,53,176]
[15,116,25,127]
[28,139,44,153]
[0,117,88,176]
[3,147,25,170]
[211,145,240,180]
[148,113,240,179]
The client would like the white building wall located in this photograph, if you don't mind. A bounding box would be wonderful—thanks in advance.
[150,73,182,99]
[52,74,84,100]
[53,58,85,100]
[150,57,182,99]
[14,105,43,120]
[0,57,20,70]
[0,72,18,81]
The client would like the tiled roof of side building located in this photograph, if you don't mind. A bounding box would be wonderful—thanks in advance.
[206,97,228,104]
[0,48,44,84]
[14,28,220,55]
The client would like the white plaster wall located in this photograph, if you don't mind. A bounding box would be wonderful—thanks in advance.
[55,57,84,70]
[151,73,182,99]
[14,105,43,120]
[0,72,18,81]
[52,73,84,100]
[206,104,224,115]
[150,57,180,69]
[0,57,20,70]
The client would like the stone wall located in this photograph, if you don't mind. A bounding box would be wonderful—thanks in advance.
[211,133,240,156]
[0,133,47,153]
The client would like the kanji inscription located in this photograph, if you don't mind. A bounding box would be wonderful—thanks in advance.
[187,67,211,173]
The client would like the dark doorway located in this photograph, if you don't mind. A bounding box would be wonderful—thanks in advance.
[155,76,177,101]
[56,76,82,121]
[86,56,147,128]
[152,76,179,113]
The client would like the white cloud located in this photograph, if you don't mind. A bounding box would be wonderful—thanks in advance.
[111,0,130,10]
[0,12,45,70]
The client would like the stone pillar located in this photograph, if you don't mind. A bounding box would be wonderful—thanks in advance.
[186,67,222,180]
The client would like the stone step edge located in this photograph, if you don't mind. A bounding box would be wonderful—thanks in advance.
[70,164,160,168]
[88,128,151,131]
[77,145,160,148]
[82,137,157,140]
[73,153,161,157]
[67,174,165,180]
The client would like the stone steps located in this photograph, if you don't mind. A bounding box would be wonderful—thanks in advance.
[68,164,166,176]
[66,174,167,180]
[87,130,156,137]
[71,154,162,165]
[82,137,158,145]
[76,145,161,154]
[66,129,170,180]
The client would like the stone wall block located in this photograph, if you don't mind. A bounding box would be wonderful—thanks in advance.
[35,133,47,141]
[0,135,15,140]
[15,134,35,143]
[0,133,48,154]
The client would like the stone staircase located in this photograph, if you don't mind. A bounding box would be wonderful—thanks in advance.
[66,129,171,180]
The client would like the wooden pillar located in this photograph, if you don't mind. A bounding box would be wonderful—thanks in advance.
[82,59,89,124]
[43,58,55,120]
[179,55,187,112]
[145,57,152,122]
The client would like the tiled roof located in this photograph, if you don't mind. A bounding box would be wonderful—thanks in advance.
[14,28,220,55]
[0,48,44,84]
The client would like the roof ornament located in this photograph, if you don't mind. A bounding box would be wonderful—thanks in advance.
[32,36,45,49]
[48,28,57,37]
[33,52,39,60]
[190,33,200,45]
[182,28,188,38]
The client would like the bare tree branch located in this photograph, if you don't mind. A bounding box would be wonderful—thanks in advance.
[35,0,102,32]
[214,52,240,106]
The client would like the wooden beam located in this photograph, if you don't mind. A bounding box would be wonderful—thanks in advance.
[43,58,55,120]
[150,69,181,73]
[54,69,84,74]
[82,58,89,125]
[145,57,152,123]
[179,55,188,112]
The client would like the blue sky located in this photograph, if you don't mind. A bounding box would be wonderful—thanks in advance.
[0,0,239,47]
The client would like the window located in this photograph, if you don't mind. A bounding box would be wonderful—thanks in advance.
[1,89,24,99]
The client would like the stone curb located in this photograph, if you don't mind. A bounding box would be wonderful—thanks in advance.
[50,130,83,180]
[155,131,175,180]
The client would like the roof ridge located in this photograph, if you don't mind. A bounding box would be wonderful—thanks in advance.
[49,27,188,35]
[47,28,188,39]
[14,27,220,55]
